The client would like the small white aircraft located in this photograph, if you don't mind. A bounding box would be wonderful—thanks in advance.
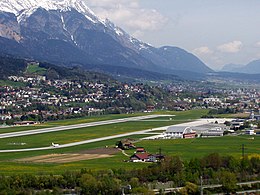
[51,143,60,147]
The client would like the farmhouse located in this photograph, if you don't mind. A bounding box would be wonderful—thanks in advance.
[123,142,136,149]
[130,153,157,162]
[136,147,146,153]
[164,126,195,139]
[116,138,137,150]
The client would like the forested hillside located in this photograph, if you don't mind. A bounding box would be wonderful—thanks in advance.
[0,55,113,82]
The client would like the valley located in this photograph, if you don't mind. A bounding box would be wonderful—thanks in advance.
[0,0,259,194]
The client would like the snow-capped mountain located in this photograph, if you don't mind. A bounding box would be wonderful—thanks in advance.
[0,0,101,23]
[0,0,212,78]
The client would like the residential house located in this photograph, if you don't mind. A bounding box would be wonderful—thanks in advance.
[136,147,146,153]
[130,153,157,162]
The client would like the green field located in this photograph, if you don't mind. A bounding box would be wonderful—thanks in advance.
[0,135,259,175]
[0,110,208,150]
[0,113,154,134]
[3,109,254,175]
[0,109,207,134]
[0,135,150,174]
[25,63,47,75]
[137,135,260,160]
[0,113,147,134]
[0,120,179,149]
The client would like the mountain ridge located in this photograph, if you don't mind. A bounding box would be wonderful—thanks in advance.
[0,0,213,79]
[221,59,260,74]
[0,0,101,23]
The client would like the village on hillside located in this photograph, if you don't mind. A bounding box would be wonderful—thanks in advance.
[2,67,260,131]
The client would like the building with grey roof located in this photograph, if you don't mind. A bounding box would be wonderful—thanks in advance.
[164,126,194,139]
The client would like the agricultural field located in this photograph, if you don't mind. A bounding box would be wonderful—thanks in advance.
[214,112,251,119]
[136,135,260,160]
[0,135,149,174]
[1,134,259,175]
[25,63,47,75]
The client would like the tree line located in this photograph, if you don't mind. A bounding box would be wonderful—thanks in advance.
[0,153,259,194]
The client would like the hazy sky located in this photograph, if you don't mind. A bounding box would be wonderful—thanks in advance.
[88,0,260,70]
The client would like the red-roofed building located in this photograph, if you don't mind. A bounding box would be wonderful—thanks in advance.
[183,132,196,139]
[136,147,146,153]
[130,153,157,162]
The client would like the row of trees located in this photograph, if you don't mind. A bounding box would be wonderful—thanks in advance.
[0,153,259,194]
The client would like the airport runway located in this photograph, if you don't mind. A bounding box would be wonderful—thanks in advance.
[0,115,173,139]
[0,118,221,153]
[0,128,154,153]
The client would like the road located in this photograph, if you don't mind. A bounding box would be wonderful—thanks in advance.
[0,118,221,153]
[0,115,172,139]
[153,181,260,194]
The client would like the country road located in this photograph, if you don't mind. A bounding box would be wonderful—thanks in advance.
[153,181,260,194]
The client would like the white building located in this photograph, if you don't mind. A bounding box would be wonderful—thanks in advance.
[164,126,194,139]
[245,130,256,135]
[203,98,221,104]
[191,123,227,137]
[230,119,244,130]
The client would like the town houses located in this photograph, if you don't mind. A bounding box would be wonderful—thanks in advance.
[2,73,260,125]
[0,75,167,123]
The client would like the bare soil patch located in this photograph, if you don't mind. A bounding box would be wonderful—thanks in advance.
[77,147,119,155]
[17,153,113,163]
[16,148,120,163]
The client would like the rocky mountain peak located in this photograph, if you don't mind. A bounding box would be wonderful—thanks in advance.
[0,0,213,78]
[0,0,102,23]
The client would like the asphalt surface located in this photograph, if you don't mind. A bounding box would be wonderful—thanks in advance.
[0,115,171,139]
[0,128,153,153]
[0,118,221,153]
[0,114,174,153]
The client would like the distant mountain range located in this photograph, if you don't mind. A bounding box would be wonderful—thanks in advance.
[221,59,260,74]
[0,0,213,81]
[221,63,244,72]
